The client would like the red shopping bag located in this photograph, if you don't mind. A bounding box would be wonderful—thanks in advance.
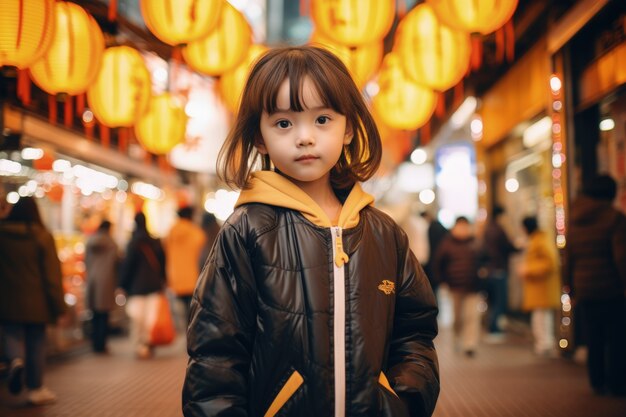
[150,293,176,346]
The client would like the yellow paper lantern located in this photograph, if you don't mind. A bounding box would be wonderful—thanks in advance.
[135,93,187,155]
[310,0,395,47]
[427,0,518,35]
[0,0,56,69]
[372,53,437,131]
[310,33,383,89]
[87,46,152,128]
[183,3,252,77]
[219,44,268,113]
[140,0,222,46]
[29,2,104,95]
[394,4,470,92]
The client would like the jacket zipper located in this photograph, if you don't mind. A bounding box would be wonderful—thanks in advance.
[331,226,348,417]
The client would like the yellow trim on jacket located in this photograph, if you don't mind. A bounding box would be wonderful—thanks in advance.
[264,370,304,417]
[235,171,374,229]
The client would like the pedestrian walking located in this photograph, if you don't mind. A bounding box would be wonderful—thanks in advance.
[85,220,119,354]
[433,216,482,357]
[183,45,439,417]
[518,216,560,357]
[119,213,166,359]
[0,197,66,405]
[164,206,205,326]
[564,175,626,396]
[421,210,449,297]
[482,205,519,340]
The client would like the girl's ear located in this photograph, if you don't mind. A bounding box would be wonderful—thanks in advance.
[255,136,268,154]
[343,124,354,145]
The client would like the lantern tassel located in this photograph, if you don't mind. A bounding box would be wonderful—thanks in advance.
[48,95,57,125]
[495,27,505,64]
[144,152,153,166]
[100,123,110,148]
[421,121,431,146]
[299,0,309,17]
[470,35,483,71]
[118,127,128,153]
[64,96,74,127]
[397,0,407,19]
[17,69,32,106]
[435,91,446,118]
[454,80,464,108]
[505,20,515,62]
[108,0,117,22]
[85,122,94,139]
[76,93,85,116]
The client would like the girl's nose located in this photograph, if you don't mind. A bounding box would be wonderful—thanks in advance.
[296,130,315,147]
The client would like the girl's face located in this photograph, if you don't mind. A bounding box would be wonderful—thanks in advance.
[258,76,352,192]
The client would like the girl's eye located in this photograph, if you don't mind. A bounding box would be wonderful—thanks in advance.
[276,120,291,129]
[316,116,330,125]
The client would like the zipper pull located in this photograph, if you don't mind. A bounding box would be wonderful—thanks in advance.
[334,228,349,267]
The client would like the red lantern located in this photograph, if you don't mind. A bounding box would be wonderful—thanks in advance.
[394,4,470,92]
[87,46,151,127]
[140,0,222,46]
[219,44,268,112]
[134,94,187,155]
[427,0,518,35]
[373,53,437,130]
[310,32,383,89]
[29,2,105,95]
[183,2,252,77]
[0,0,56,69]
[310,0,395,47]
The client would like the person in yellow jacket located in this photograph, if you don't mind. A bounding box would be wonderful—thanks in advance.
[164,206,206,325]
[519,216,561,357]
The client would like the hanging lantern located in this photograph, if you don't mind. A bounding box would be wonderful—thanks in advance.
[140,0,222,46]
[372,53,437,131]
[0,0,56,69]
[427,0,518,35]
[183,3,252,77]
[219,44,268,113]
[310,0,395,47]
[310,32,383,89]
[372,108,412,177]
[394,3,470,92]
[87,46,151,128]
[134,93,187,155]
[29,2,104,95]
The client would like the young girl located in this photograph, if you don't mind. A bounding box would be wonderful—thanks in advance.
[183,46,439,417]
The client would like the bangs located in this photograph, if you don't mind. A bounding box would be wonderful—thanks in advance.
[256,49,348,115]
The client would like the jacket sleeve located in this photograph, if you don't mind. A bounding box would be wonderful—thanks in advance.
[183,222,258,417]
[387,230,440,417]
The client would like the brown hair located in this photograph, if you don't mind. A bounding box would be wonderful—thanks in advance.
[216,45,382,190]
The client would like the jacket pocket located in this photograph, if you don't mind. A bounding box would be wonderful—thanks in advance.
[264,370,304,417]
[378,371,398,398]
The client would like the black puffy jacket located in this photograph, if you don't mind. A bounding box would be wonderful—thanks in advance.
[183,173,439,417]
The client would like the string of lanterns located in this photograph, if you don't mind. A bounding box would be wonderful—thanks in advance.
[1,0,519,159]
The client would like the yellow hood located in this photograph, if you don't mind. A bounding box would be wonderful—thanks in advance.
[235,171,374,229]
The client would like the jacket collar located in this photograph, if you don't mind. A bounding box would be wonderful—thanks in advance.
[235,171,374,228]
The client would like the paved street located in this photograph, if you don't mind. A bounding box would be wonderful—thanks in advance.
[1,322,626,417]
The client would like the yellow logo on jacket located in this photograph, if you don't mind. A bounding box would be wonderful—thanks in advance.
[378,280,395,295]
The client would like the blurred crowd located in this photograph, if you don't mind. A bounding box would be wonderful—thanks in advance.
[1,174,625,406]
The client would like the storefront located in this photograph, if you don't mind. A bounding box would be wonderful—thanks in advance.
[478,36,554,311]
[1,104,180,356]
